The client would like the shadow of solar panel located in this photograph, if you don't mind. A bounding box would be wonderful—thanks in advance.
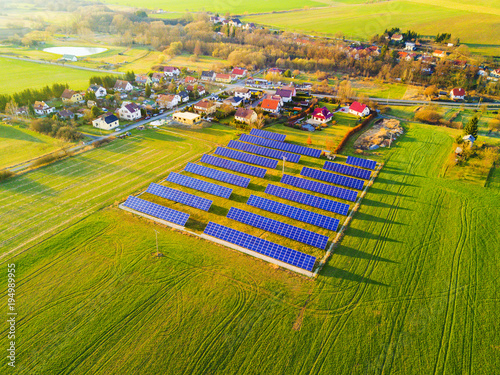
[247,195,339,231]
[204,222,316,271]
[214,147,278,169]
[122,196,189,226]
[227,207,328,249]
[146,183,212,211]
[265,184,349,216]
[323,161,372,180]
[281,174,358,202]
[301,167,365,190]
[201,154,267,178]
[240,134,322,158]
[167,172,233,199]
[250,128,287,142]
[346,156,377,170]
[228,140,301,163]
[184,163,250,188]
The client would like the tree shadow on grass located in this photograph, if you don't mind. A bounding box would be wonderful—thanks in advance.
[229,192,250,203]
[355,211,407,226]
[375,176,417,187]
[0,126,45,143]
[334,245,398,263]
[345,227,401,243]
[209,204,229,217]
[321,265,389,286]
[247,182,266,192]
[361,197,409,210]
[368,187,411,198]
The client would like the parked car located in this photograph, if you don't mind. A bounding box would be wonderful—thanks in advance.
[115,128,122,132]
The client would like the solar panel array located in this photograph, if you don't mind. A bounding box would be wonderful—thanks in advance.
[323,161,372,180]
[214,147,278,169]
[301,167,365,190]
[146,183,213,211]
[227,207,329,249]
[228,140,301,163]
[249,128,286,142]
[201,154,267,178]
[204,222,316,271]
[265,184,349,216]
[184,162,250,188]
[167,172,233,199]
[240,134,322,158]
[281,174,358,202]
[247,195,339,232]
[122,196,189,226]
[346,156,377,170]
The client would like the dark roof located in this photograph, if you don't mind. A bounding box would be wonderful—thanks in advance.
[201,71,215,77]
[179,91,189,97]
[275,89,293,98]
[124,103,140,112]
[58,110,74,118]
[103,114,119,124]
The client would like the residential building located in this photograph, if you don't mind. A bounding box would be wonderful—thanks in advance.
[235,108,257,124]
[163,66,180,77]
[275,88,293,103]
[215,73,232,83]
[391,34,403,42]
[118,103,141,120]
[223,96,244,107]
[61,89,84,103]
[151,72,164,83]
[433,50,447,58]
[92,113,120,130]
[200,71,215,81]
[268,67,284,75]
[87,100,97,108]
[231,67,247,79]
[88,85,107,98]
[194,100,217,114]
[33,101,55,116]
[311,107,334,123]
[57,109,74,120]
[261,98,281,114]
[172,112,201,125]
[450,88,466,100]
[184,76,197,84]
[135,74,152,85]
[156,94,179,109]
[234,88,251,100]
[62,54,77,62]
[405,42,416,51]
[114,80,134,92]
[178,91,190,103]
[349,102,370,117]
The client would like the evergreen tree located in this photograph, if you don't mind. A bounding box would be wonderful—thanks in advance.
[463,116,479,139]
[145,84,151,98]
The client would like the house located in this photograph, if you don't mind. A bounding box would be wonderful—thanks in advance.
[261,98,281,114]
[33,101,55,116]
[405,42,416,51]
[398,51,417,62]
[151,72,164,83]
[163,66,180,77]
[490,69,500,78]
[178,91,190,103]
[57,109,74,120]
[268,67,284,75]
[391,34,403,42]
[88,85,107,98]
[266,94,284,106]
[433,50,447,58]
[186,85,206,96]
[62,54,77,62]
[450,88,466,100]
[215,73,232,83]
[172,112,201,125]
[234,87,251,100]
[61,89,84,103]
[244,22,256,30]
[135,74,152,85]
[87,100,97,108]
[234,108,257,124]
[349,102,370,117]
[15,107,28,116]
[92,113,120,130]
[114,80,134,92]
[118,103,141,120]
[311,107,334,123]
[184,76,197,84]
[275,88,294,103]
[463,134,475,148]
[194,100,217,115]
[229,18,242,27]
[200,71,215,81]
[231,67,247,79]
[223,96,244,107]
[156,94,179,109]
[281,85,297,97]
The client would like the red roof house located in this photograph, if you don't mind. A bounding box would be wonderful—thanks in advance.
[312,107,334,123]
[261,98,281,113]
[349,102,370,117]
[450,88,466,100]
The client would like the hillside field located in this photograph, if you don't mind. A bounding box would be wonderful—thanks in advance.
[1,119,500,373]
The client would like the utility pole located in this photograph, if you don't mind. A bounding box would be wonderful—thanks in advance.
[154,229,159,257]
[282,156,287,175]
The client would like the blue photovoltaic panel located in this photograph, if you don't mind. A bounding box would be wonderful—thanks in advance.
[250,128,286,142]
[227,207,328,249]
[265,184,349,216]
[122,196,189,226]
[184,162,250,188]
[247,195,339,232]
[167,172,233,199]
[203,222,316,271]
[201,154,267,178]
[228,140,301,163]
[239,134,322,158]
[301,167,365,190]
[323,161,372,180]
[346,156,377,170]
[214,147,278,169]
[146,183,212,211]
[281,174,358,202]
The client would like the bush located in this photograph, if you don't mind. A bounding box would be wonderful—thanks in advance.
[0,170,14,182]
[414,108,442,124]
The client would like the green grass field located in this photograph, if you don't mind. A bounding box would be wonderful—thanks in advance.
[2,119,500,373]
[0,57,112,95]
[0,123,72,169]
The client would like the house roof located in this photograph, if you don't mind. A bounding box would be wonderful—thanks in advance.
[89,85,104,92]
[224,96,243,104]
[61,89,77,99]
[201,71,215,77]
[312,107,333,119]
[164,66,179,72]
[152,72,163,79]
[232,67,246,75]
[234,87,250,94]
[451,88,466,97]
[114,80,131,90]
[195,100,215,109]
[235,108,256,120]
[184,76,197,82]
[261,98,281,110]
[275,89,293,98]
[103,114,119,124]
[179,91,189,97]
[34,101,48,109]
[215,73,231,80]
[349,101,368,113]
[123,103,140,112]
[58,110,74,117]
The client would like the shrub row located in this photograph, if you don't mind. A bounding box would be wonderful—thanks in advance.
[333,114,376,154]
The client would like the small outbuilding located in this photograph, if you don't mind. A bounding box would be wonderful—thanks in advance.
[172,112,201,125]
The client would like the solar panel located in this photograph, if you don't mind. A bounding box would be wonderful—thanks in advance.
[122,196,189,226]
[167,172,233,199]
[228,140,301,163]
[227,207,328,249]
[203,222,316,271]
[265,184,349,216]
[301,167,365,190]
[323,161,372,180]
[201,154,267,178]
[346,156,377,170]
[146,183,213,211]
[249,128,286,142]
[214,147,278,169]
[240,134,322,158]
[280,174,358,202]
[247,195,339,231]
[184,162,250,188]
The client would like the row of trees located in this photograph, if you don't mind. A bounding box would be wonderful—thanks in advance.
[29,117,82,141]
[0,83,68,112]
